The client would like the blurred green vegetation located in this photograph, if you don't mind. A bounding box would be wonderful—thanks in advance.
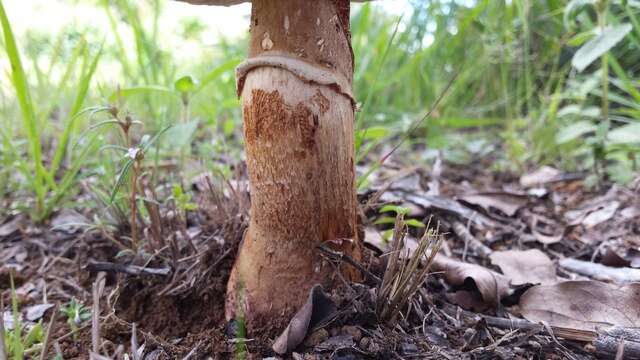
[0,0,639,221]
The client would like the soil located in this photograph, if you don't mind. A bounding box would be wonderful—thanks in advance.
[1,153,639,359]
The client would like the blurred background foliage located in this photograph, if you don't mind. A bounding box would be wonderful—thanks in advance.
[0,0,639,221]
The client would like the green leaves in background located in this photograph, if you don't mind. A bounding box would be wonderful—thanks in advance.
[607,123,640,144]
[572,24,632,72]
[0,0,102,220]
[556,120,597,144]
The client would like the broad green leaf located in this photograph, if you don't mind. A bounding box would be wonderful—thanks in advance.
[405,219,425,228]
[109,85,176,102]
[556,121,597,144]
[557,105,600,118]
[358,126,389,141]
[175,75,198,93]
[196,58,240,93]
[572,24,633,72]
[563,0,595,30]
[432,117,502,128]
[607,123,640,144]
[164,120,198,148]
[373,216,396,225]
[567,30,595,47]
[379,204,409,215]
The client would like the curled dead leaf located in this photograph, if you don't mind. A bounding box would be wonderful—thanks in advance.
[272,285,336,355]
[431,254,512,311]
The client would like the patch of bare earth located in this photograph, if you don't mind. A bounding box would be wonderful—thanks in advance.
[2,154,640,359]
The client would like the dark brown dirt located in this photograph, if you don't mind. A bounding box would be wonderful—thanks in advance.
[3,150,638,359]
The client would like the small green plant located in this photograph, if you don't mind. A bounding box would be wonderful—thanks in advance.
[60,298,91,340]
[80,103,170,251]
[172,183,197,213]
[233,283,247,360]
[2,274,45,360]
[375,205,425,242]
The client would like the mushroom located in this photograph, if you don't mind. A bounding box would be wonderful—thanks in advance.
[177,0,363,331]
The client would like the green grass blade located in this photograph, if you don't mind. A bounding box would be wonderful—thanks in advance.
[50,45,103,176]
[0,0,46,212]
[110,158,134,204]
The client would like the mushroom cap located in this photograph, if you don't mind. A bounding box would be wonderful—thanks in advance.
[176,0,247,5]
[176,0,369,5]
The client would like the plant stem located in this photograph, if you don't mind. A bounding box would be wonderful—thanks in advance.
[130,161,138,252]
[598,0,610,184]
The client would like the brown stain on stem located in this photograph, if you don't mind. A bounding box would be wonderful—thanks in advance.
[244,89,318,153]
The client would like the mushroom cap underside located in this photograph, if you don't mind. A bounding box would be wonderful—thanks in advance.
[176,0,370,5]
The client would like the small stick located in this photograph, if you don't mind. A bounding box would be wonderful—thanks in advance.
[86,261,170,276]
[0,298,7,360]
[452,221,492,259]
[40,303,59,360]
[559,258,640,283]
[91,273,105,354]
[317,243,382,284]
[131,323,140,360]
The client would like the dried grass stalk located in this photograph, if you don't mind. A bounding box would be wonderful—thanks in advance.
[376,213,442,323]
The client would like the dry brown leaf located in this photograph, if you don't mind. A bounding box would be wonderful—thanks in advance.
[564,189,621,228]
[489,249,557,285]
[0,215,24,238]
[431,254,511,311]
[520,166,562,187]
[51,209,89,234]
[25,303,54,322]
[272,285,336,355]
[520,281,640,331]
[458,192,528,217]
[531,216,564,245]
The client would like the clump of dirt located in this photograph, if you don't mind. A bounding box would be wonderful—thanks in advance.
[116,254,230,331]
[109,216,245,357]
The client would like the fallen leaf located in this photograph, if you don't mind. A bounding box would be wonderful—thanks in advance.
[458,192,528,217]
[520,166,561,187]
[531,216,564,245]
[581,201,620,228]
[272,285,337,355]
[490,249,557,285]
[314,335,355,353]
[431,254,511,311]
[364,227,386,250]
[25,303,54,322]
[520,281,640,331]
[564,188,622,228]
[600,247,631,268]
[620,206,640,220]
[364,227,419,259]
[2,310,22,330]
[51,209,89,234]
[0,215,24,238]
[399,192,500,229]
[533,231,563,245]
